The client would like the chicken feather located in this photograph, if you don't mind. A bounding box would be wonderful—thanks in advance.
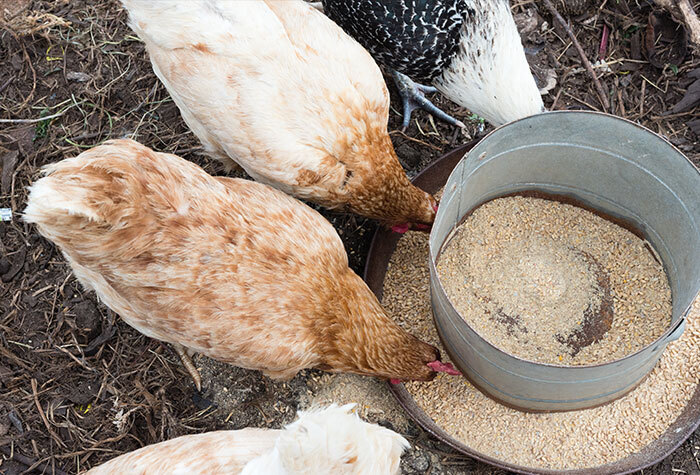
[86,404,408,475]
[24,139,441,382]
[86,428,276,474]
[119,0,437,228]
[322,0,545,127]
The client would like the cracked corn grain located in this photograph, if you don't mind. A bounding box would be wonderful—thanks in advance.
[436,196,672,365]
[382,228,699,470]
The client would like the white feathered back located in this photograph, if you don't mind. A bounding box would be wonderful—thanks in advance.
[83,402,408,474]
[242,404,409,475]
[436,0,544,126]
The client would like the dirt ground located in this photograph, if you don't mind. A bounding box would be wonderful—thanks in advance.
[0,0,698,474]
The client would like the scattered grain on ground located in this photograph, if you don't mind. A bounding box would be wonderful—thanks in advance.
[301,373,410,431]
[382,228,699,470]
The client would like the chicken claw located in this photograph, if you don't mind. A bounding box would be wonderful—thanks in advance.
[391,71,465,131]
[174,344,202,391]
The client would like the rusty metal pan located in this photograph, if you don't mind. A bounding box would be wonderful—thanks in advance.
[362,143,700,475]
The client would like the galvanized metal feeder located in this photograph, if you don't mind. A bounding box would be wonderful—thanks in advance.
[364,110,700,473]
[430,111,699,412]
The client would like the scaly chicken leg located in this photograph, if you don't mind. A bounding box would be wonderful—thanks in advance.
[391,71,465,131]
[174,344,202,392]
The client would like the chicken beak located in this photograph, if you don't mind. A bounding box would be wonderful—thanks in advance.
[427,360,462,376]
[391,223,410,234]
[411,223,432,232]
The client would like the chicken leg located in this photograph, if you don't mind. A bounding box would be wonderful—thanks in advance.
[391,71,465,131]
[174,344,202,391]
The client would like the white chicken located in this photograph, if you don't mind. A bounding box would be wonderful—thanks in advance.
[321,0,545,128]
[24,140,459,390]
[85,404,409,474]
[120,0,437,232]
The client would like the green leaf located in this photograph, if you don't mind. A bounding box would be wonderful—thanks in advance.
[34,109,52,139]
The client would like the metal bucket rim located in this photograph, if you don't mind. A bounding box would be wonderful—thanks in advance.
[429,111,699,370]
[477,110,700,176]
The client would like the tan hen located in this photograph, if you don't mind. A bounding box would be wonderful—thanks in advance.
[119,0,437,232]
[24,140,458,390]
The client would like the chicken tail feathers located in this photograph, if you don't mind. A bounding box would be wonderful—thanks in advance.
[24,139,205,264]
[25,139,147,231]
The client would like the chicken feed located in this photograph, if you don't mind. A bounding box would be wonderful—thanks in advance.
[435,195,672,365]
[382,225,698,470]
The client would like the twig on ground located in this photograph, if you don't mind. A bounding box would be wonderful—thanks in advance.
[388,130,443,151]
[542,0,611,111]
[0,342,32,370]
[617,86,626,117]
[562,91,602,111]
[0,77,14,95]
[0,110,66,124]
[174,146,205,156]
[31,378,67,449]
[551,87,564,110]
[0,445,69,475]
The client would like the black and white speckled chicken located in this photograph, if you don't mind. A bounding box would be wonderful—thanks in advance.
[320,0,545,128]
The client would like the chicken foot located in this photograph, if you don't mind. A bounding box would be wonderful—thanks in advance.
[391,71,465,131]
[173,344,202,392]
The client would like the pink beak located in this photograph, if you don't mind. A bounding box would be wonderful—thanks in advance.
[390,378,401,385]
[391,223,410,234]
[427,360,462,376]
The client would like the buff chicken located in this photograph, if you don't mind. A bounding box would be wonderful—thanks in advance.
[321,0,545,128]
[86,404,407,474]
[119,0,437,233]
[24,140,459,390]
